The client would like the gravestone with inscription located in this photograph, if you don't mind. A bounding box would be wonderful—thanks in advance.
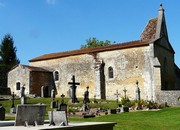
[68,75,80,103]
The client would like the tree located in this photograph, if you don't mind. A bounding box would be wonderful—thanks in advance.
[81,37,115,49]
[0,34,20,88]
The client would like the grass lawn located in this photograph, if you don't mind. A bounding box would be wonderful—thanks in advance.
[70,107,180,130]
[1,97,180,130]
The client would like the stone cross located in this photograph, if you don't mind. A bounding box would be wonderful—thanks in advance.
[83,86,90,104]
[68,75,80,103]
[61,93,65,104]
[114,89,121,105]
[123,87,127,100]
[136,80,141,101]
[11,92,15,108]
[93,95,98,103]
[58,94,67,112]
[20,86,26,104]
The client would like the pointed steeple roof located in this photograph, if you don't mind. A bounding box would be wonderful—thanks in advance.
[155,4,169,40]
[141,4,169,41]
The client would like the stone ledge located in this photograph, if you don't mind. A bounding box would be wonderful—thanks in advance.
[0,121,117,130]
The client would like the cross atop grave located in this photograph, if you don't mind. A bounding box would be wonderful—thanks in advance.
[61,93,65,104]
[83,86,90,104]
[57,94,67,113]
[68,75,80,103]
[11,92,15,108]
[136,80,141,101]
[123,87,127,100]
[20,85,26,104]
[114,89,121,105]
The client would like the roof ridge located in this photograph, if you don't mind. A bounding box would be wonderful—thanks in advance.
[29,40,149,62]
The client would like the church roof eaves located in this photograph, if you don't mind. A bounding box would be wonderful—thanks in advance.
[20,64,51,72]
[29,40,149,62]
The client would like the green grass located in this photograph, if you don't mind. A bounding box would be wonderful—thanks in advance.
[1,97,180,130]
[70,107,180,130]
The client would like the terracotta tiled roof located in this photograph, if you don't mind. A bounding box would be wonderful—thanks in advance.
[29,40,150,62]
[141,17,158,41]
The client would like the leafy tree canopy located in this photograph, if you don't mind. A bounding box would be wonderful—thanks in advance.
[81,37,115,49]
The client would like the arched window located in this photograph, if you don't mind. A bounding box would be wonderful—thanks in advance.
[16,82,20,90]
[108,67,114,79]
[54,71,59,81]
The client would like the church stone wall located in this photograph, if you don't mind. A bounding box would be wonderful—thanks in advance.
[8,65,30,96]
[154,39,175,90]
[30,45,155,101]
[30,54,96,98]
[98,46,152,100]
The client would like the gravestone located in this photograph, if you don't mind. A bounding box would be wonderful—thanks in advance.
[114,89,120,105]
[121,105,129,113]
[82,103,89,113]
[57,94,67,113]
[50,89,56,108]
[41,86,44,98]
[20,86,26,104]
[0,104,5,120]
[48,111,68,126]
[123,87,127,100]
[15,104,46,126]
[68,75,80,103]
[93,95,98,103]
[136,80,141,101]
[51,89,55,99]
[83,86,90,104]
[110,109,116,114]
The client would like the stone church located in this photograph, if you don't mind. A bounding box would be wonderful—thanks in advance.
[8,5,180,105]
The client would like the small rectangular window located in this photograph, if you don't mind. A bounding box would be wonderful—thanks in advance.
[16,82,20,90]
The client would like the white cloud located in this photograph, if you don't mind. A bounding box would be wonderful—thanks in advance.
[46,0,56,5]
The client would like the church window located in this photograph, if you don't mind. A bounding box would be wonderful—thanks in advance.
[54,71,59,81]
[16,82,20,90]
[108,67,114,79]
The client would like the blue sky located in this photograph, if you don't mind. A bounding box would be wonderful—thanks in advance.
[0,0,180,67]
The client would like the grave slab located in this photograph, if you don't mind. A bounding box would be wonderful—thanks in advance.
[48,111,68,126]
[15,104,46,126]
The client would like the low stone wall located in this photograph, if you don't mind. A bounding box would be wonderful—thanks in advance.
[156,90,180,106]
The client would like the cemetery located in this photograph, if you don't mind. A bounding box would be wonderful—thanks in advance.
[0,80,174,129]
